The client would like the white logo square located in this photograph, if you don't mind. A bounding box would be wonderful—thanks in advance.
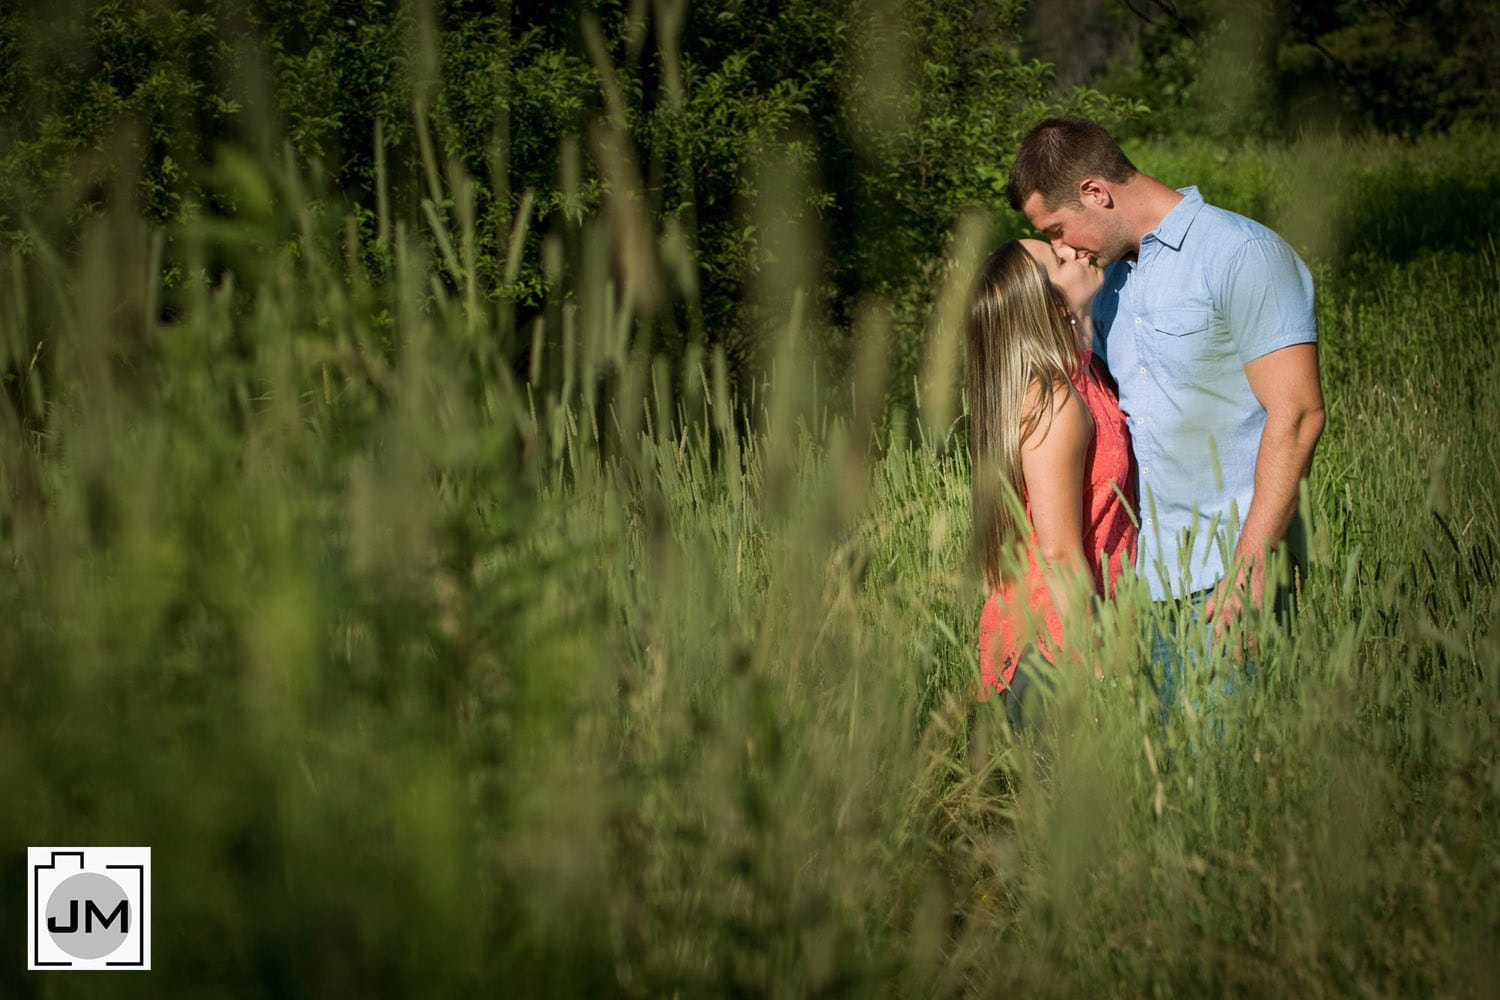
[27,847,151,971]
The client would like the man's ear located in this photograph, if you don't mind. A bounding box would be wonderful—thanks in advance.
[1078,177,1115,209]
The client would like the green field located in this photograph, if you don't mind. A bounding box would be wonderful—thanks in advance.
[3,119,1497,996]
[4,1,1500,987]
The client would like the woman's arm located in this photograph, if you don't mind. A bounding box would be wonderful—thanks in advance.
[1020,380,1095,643]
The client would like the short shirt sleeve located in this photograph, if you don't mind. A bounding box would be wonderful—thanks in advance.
[1222,237,1318,365]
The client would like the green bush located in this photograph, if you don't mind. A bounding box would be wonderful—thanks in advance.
[1098,0,1500,142]
[1,1,1134,399]
[0,1,238,237]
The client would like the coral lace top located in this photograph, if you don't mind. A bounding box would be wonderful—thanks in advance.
[978,349,1138,691]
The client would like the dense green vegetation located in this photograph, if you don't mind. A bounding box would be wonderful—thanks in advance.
[3,2,1498,996]
[1027,0,1500,140]
[0,0,1138,397]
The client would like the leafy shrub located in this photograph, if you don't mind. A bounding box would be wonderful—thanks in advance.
[1098,0,1500,142]
[0,1,1134,401]
[0,1,238,236]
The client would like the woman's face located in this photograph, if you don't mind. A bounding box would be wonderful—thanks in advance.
[1021,238,1103,319]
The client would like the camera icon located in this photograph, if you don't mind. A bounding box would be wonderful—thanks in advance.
[27,847,151,971]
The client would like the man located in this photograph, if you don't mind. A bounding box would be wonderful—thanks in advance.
[1005,117,1325,695]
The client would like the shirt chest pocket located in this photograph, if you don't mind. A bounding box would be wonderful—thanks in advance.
[1147,308,1231,386]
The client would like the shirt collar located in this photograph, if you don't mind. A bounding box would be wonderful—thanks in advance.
[1148,186,1204,251]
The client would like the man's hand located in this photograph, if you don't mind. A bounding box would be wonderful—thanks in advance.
[1204,554,1262,658]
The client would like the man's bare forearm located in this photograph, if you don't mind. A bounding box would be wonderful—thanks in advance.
[1233,401,1325,585]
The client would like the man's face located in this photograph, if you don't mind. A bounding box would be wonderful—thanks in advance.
[1021,188,1130,268]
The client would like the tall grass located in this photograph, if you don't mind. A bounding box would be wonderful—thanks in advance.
[2,122,1498,998]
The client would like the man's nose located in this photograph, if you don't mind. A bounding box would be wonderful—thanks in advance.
[1055,243,1077,261]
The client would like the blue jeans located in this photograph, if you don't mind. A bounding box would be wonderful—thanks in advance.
[1001,647,1053,739]
[1149,586,1255,724]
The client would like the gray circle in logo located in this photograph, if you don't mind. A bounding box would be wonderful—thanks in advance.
[46,872,130,960]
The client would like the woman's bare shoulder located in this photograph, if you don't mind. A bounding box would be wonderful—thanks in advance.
[1020,377,1093,453]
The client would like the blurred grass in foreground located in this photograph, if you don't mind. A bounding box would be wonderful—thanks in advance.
[1,124,1498,998]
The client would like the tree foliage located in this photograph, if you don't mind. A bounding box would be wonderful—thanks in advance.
[1096,0,1500,140]
[0,0,1131,387]
[0,0,239,240]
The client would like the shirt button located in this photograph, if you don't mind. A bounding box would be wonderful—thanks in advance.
[1142,467,1151,475]
[1146,518,1154,526]
[1135,317,1142,325]
[1138,366,1147,375]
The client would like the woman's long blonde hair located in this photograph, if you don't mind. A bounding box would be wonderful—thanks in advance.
[967,241,1081,588]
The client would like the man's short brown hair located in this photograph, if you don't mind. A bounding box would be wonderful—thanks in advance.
[1006,117,1138,211]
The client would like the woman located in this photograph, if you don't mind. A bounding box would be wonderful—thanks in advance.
[968,240,1136,733]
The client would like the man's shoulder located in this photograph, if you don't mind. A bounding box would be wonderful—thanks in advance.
[1181,200,1310,287]
[1192,199,1286,246]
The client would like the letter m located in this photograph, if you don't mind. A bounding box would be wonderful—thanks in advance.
[85,899,129,934]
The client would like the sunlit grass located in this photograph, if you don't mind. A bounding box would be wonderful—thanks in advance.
[1,123,1498,997]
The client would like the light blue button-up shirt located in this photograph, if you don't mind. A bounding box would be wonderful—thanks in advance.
[1092,187,1317,600]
